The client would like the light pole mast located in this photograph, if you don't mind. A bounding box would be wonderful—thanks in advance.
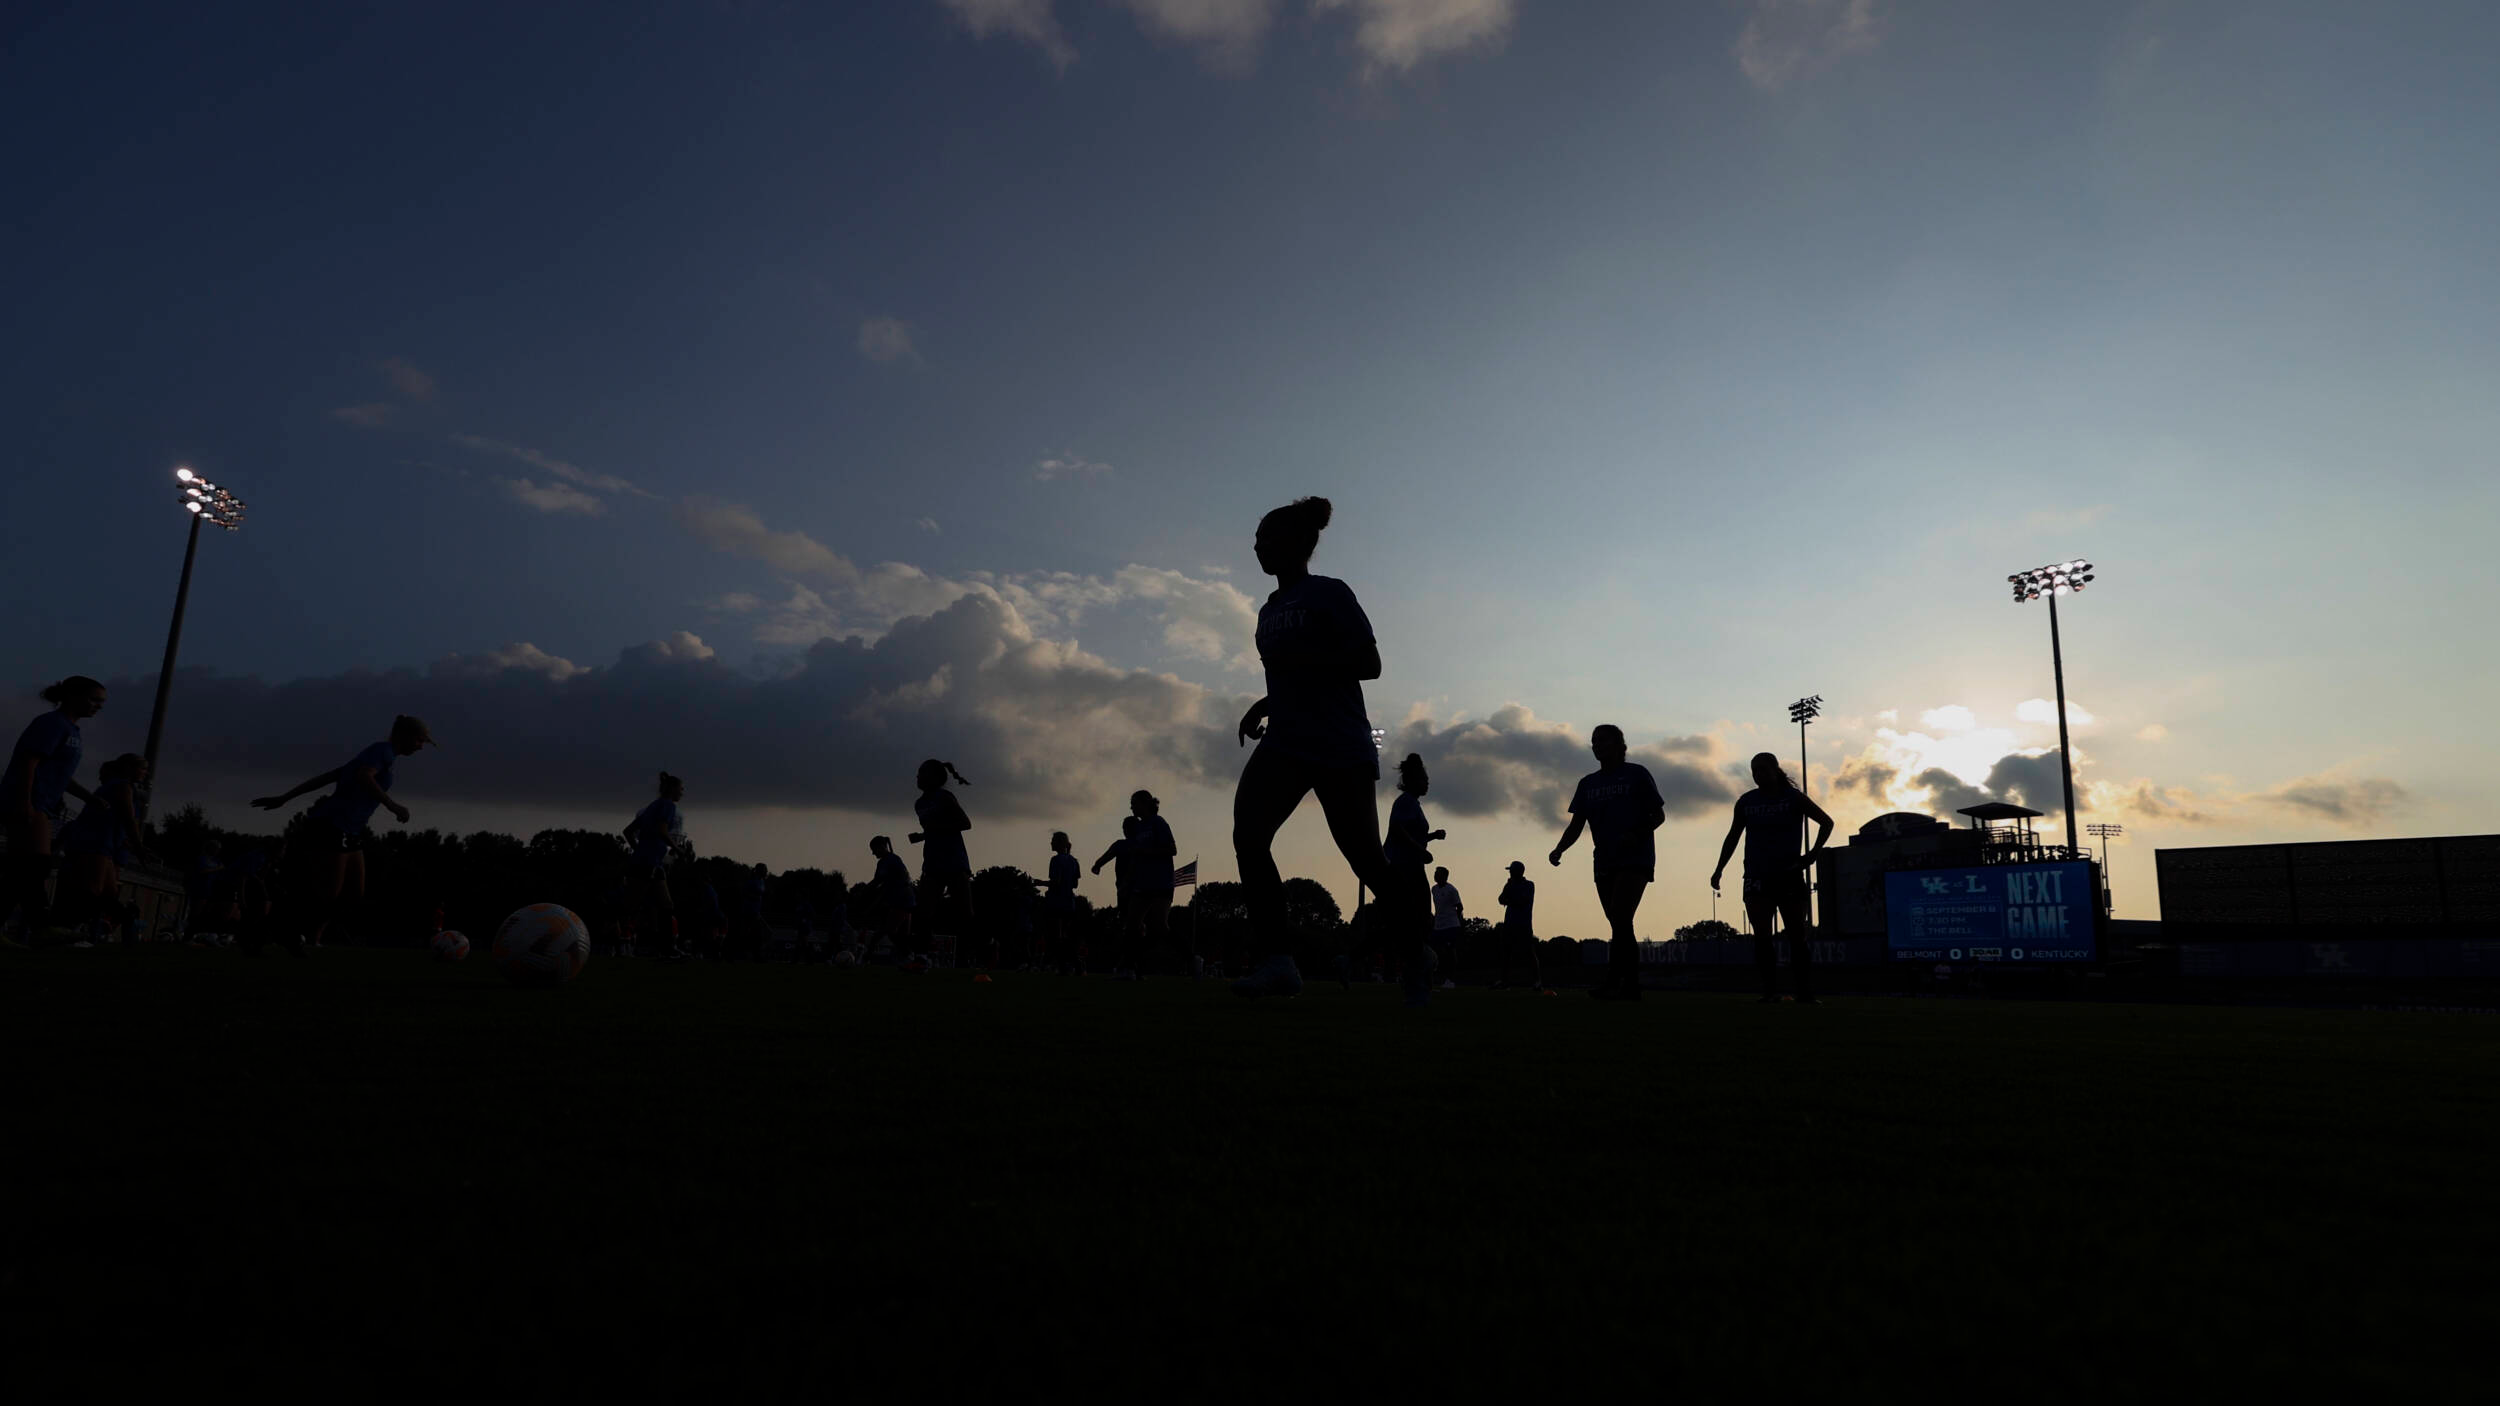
[1787,695,1822,927]
[2009,559,2095,856]
[143,467,247,819]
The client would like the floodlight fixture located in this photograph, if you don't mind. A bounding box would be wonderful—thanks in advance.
[2005,554,2099,854]
[1788,694,1823,725]
[146,464,251,815]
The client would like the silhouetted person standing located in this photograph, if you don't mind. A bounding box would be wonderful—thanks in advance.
[1229,497,1418,1002]
[624,771,690,959]
[1713,752,1835,1004]
[1549,724,1664,1001]
[250,714,435,952]
[4,676,104,941]
[907,759,974,969]
[55,753,154,945]
[1497,861,1539,990]
[1381,753,1445,1002]
[869,836,914,961]
[1128,789,1181,976]
[1035,831,1080,974]
[1429,867,1462,990]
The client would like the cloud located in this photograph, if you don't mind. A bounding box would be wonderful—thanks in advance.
[936,0,1076,68]
[2136,724,2169,742]
[1119,0,1279,64]
[1311,0,1512,70]
[452,435,652,499]
[2259,775,2407,826]
[2090,778,2212,825]
[917,516,943,535]
[496,478,605,516]
[382,358,436,401]
[1034,451,1114,482]
[2016,698,2095,726]
[331,403,397,428]
[124,599,1246,821]
[858,316,922,365]
[678,498,863,585]
[1101,565,1259,668]
[1384,705,1733,827]
[1735,0,1879,91]
[1920,705,1975,732]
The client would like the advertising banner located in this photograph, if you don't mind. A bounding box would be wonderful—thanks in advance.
[1884,861,2097,963]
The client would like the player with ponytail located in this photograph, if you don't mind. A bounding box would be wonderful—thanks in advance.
[906,758,974,969]
[1229,497,1425,1003]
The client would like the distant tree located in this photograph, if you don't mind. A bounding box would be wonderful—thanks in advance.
[1189,880,1248,927]
[1674,919,1741,942]
[1280,877,1341,932]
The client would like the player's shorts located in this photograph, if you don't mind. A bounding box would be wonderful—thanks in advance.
[1742,871,1808,905]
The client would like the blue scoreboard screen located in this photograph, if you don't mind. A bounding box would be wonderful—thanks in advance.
[1883,861,2097,964]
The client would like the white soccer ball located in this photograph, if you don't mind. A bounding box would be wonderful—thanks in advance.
[431,930,471,962]
[833,949,860,968]
[492,903,590,987]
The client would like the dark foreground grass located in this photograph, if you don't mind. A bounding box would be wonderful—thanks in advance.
[7,947,2495,1398]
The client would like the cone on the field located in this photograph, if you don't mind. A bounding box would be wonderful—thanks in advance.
[973,974,992,983]
[1541,989,1558,996]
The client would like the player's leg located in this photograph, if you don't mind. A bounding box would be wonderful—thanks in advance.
[1230,746,1316,996]
[1592,871,1648,1000]
[1744,878,1782,999]
[1779,886,1815,1001]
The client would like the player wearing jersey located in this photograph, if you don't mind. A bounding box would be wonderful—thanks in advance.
[1712,752,1835,1003]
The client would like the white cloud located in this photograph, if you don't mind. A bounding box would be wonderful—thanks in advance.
[2260,774,2407,826]
[917,516,943,535]
[1106,565,1259,668]
[1120,0,1279,63]
[382,358,436,401]
[1312,0,1513,71]
[936,0,1076,68]
[1386,706,1729,825]
[454,435,652,500]
[497,478,605,516]
[1874,708,1898,724]
[2136,723,2169,742]
[1034,451,1114,482]
[1919,705,1976,732]
[858,316,922,365]
[331,403,396,428]
[678,498,863,584]
[1736,0,1879,91]
[2016,698,2095,726]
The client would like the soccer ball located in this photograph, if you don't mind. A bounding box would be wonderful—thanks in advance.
[833,949,860,968]
[431,930,470,962]
[492,903,590,988]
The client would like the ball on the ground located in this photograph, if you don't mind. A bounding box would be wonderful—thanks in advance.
[430,930,470,962]
[492,903,590,987]
[833,949,859,968]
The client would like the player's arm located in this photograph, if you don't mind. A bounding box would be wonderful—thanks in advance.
[1709,805,1744,890]
[1237,695,1271,746]
[1091,841,1122,875]
[1549,815,1585,866]
[252,767,343,811]
[348,762,409,824]
[1801,794,1836,866]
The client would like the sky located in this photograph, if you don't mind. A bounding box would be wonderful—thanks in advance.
[5,0,2497,938]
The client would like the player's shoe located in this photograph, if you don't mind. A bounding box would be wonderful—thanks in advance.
[1230,955,1303,999]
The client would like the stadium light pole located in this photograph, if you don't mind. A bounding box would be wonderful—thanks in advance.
[142,466,247,819]
[1788,695,1821,928]
[2086,822,2124,913]
[2007,558,2095,856]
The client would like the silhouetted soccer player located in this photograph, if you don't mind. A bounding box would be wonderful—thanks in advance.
[1091,815,1143,979]
[55,753,154,946]
[1383,753,1445,1000]
[1034,831,1080,974]
[1713,752,1835,1004]
[4,676,104,942]
[907,758,974,970]
[1549,724,1665,1001]
[624,771,691,960]
[1430,866,1463,990]
[1496,860,1540,990]
[250,714,436,953]
[1228,497,1420,1003]
[868,835,914,961]
[1128,789,1184,976]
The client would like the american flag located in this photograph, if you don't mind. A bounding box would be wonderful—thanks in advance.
[1172,859,1198,889]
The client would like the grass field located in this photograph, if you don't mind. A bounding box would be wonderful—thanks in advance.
[8,946,2496,1398]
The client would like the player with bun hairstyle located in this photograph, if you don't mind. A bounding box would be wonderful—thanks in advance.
[625,771,692,960]
[4,676,105,941]
[1713,751,1835,1004]
[1229,497,1424,1002]
[906,759,974,970]
[1381,753,1446,1000]
[250,713,436,953]
[55,753,155,945]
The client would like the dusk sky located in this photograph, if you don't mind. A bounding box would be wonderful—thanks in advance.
[7,0,2495,937]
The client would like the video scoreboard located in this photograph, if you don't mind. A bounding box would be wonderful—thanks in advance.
[1884,860,2097,964]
